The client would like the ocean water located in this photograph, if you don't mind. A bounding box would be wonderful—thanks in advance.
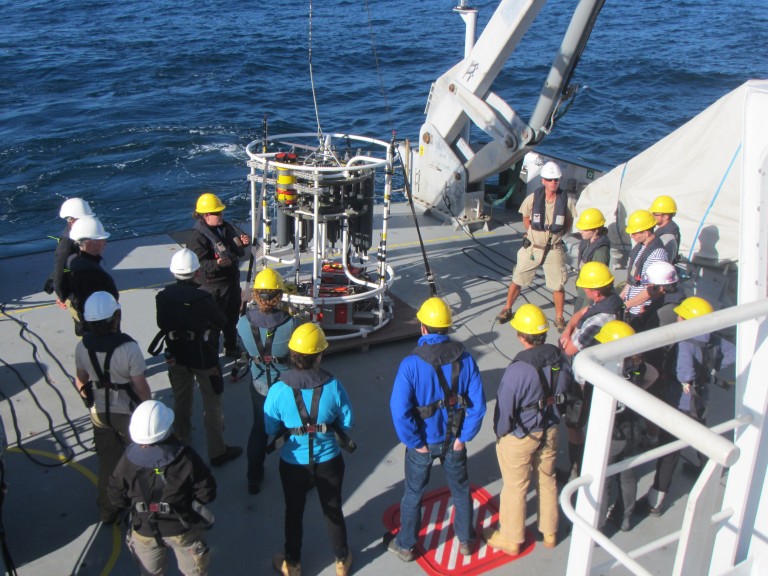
[1,0,766,258]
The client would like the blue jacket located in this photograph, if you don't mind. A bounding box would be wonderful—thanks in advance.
[264,368,354,465]
[390,334,485,449]
[236,308,293,393]
[494,344,571,438]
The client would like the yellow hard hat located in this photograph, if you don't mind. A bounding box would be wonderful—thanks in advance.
[195,193,225,214]
[576,261,614,289]
[594,320,636,343]
[673,296,714,320]
[253,268,285,291]
[510,303,549,335]
[649,195,677,214]
[288,323,329,354]
[416,297,452,329]
[575,208,606,231]
[625,209,656,234]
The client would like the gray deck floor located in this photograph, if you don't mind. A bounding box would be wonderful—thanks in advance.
[0,202,732,575]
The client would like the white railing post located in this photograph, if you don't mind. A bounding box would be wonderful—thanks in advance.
[566,360,621,576]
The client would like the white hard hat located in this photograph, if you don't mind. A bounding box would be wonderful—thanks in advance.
[170,248,200,278]
[83,291,121,322]
[641,261,678,286]
[540,161,563,180]
[130,400,175,445]
[59,198,95,219]
[70,216,110,242]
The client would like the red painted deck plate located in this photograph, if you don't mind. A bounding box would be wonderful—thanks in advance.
[383,485,535,575]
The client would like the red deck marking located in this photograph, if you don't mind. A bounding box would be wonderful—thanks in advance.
[383,485,535,575]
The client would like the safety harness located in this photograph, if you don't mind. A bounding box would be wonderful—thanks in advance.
[247,309,291,387]
[82,332,141,428]
[517,363,564,437]
[266,371,356,460]
[411,341,469,455]
[656,220,681,263]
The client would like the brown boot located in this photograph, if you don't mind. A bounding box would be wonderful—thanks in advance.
[272,553,301,576]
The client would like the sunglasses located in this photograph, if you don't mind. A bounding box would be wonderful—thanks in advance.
[543,178,560,182]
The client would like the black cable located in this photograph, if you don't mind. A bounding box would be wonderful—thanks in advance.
[393,140,437,298]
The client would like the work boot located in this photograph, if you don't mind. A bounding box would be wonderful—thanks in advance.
[496,308,513,323]
[554,317,567,332]
[335,551,353,576]
[210,445,243,467]
[482,527,521,556]
[542,532,557,548]
[272,553,301,576]
[459,539,475,556]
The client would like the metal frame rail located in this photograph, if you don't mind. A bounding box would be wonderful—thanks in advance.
[562,299,768,575]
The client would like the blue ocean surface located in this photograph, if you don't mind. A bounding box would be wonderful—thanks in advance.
[1,0,766,258]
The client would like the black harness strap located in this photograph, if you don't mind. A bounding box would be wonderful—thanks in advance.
[516,364,563,441]
[136,468,167,548]
[292,387,323,465]
[249,315,291,387]
[416,360,466,455]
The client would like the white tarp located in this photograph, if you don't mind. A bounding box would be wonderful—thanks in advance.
[576,79,768,266]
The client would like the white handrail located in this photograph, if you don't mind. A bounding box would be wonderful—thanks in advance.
[573,300,768,466]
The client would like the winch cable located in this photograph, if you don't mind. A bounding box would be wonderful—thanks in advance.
[307,0,324,145]
[241,115,269,316]
[439,193,578,322]
[363,0,393,133]
[393,141,438,298]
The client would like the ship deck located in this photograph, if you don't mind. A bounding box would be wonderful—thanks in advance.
[0,202,734,575]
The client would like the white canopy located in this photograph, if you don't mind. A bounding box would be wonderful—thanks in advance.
[576,79,768,266]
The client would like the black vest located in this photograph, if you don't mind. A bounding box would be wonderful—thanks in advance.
[530,188,567,234]
[627,236,666,286]
[576,293,624,331]
[578,234,611,267]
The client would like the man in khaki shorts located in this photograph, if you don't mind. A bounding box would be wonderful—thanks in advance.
[496,161,575,332]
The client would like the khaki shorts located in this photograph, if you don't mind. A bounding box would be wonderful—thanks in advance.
[511,244,568,291]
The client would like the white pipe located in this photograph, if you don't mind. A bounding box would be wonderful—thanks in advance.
[573,301,768,466]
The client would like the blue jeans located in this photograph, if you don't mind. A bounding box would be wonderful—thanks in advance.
[395,443,474,550]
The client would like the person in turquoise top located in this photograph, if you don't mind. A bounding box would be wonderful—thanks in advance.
[235,268,294,495]
[264,323,354,576]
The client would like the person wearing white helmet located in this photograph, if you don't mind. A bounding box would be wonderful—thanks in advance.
[43,197,94,303]
[189,193,251,358]
[74,291,151,523]
[152,249,242,469]
[64,215,118,336]
[496,161,575,332]
[108,400,216,576]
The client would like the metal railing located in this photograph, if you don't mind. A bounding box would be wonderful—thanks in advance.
[561,299,768,576]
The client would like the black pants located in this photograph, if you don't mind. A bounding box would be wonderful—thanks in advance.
[206,282,242,351]
[279,454,348,563]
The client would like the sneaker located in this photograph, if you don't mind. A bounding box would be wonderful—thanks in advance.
[210,445,243,467]
[335,551,353,576]
[272,553,301,576]
[496,308,514,323]
[385,534,416,562]
[554,317,567,332]
[458,540,475,556]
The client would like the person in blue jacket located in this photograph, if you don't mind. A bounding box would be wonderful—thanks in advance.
[264,323,354,576]
[387,297,486,562]
[235,268,295,495]
[483,303,572,555]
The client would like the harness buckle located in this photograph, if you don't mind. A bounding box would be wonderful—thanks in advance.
[305,424,317,434]
[262,355,273,364]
